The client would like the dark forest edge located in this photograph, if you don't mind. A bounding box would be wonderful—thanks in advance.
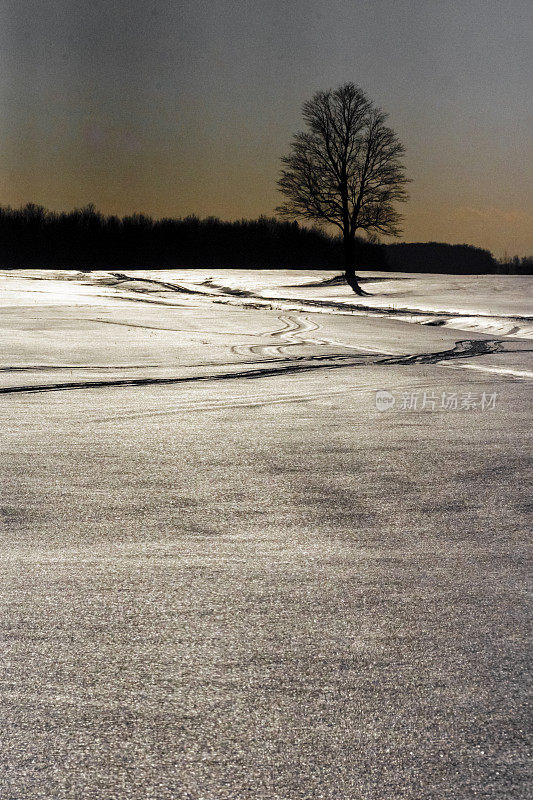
[1,203,531,274]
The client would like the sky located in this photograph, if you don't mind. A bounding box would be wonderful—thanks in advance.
[1,0,532,256]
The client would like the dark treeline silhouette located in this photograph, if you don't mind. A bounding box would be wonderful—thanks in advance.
[0,203,386,270]
[386,242,532,275]
[496,253,533,275]
[0,204,530,273]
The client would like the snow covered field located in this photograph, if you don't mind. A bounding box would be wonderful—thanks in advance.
[124,268,533,337]
[0,269,531,799]
[2,268,532,336]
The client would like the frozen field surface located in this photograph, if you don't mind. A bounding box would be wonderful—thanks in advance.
[129,268,533,338]
[0,269,531,799]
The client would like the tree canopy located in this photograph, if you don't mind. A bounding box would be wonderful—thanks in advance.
[277,83,409,294]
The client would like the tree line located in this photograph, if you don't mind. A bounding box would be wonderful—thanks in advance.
[0,203,386,270]
[0,203,529,274]
[386,242,532,274]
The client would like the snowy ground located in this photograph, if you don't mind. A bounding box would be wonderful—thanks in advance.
[0,269,531,799]
[124,269,533,338]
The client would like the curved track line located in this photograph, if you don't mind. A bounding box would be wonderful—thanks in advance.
[110,272,211,296]
[2,339,529,396]
[232,313,332,357]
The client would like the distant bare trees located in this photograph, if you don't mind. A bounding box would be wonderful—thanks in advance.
[0,204,387,270]
[277,83,409,295]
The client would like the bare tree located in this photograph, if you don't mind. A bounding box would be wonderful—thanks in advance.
[276,83,409,295]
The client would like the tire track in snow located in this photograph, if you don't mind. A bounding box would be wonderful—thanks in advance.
[2,339,530,396]
[231,313,347,357]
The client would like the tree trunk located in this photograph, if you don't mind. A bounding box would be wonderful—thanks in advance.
[343,233,369,296]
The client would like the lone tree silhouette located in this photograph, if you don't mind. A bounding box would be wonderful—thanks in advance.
[276,83,409,295]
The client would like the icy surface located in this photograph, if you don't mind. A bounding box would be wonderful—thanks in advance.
[4,268,529,337]
[0,269,531,800]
